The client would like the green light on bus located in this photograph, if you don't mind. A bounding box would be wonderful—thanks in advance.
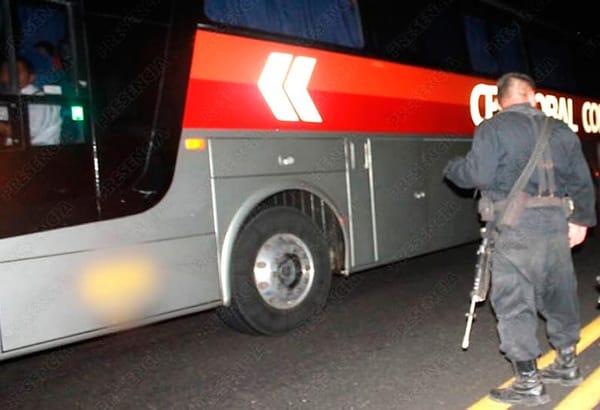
[71,106,85,122]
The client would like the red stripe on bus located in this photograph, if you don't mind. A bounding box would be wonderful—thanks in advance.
[182,30,597,138]
[183,79,472,134]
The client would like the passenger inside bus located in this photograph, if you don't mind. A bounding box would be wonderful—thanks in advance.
[34,41,64,72]
[0,57,62,146]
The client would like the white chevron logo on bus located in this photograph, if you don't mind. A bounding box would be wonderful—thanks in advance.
[258,52,323,123]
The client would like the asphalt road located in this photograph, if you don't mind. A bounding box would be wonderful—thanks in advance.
[1,230,599,410]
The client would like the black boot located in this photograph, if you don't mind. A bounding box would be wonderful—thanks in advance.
[490,360,550,407]
[540,345,583,386]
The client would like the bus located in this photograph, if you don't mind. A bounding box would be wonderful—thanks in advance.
[0,0,598,360]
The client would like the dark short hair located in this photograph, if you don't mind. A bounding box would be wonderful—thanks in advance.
[34,40,57,56]
[497,72,535,102]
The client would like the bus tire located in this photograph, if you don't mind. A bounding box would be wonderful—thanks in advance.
[217,206,332,335]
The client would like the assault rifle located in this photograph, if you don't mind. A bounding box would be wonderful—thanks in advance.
[461,227,492,349]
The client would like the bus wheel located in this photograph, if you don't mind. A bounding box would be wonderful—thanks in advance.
[217,206,332,335]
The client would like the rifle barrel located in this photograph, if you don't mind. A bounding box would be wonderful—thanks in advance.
[462,297,477,349]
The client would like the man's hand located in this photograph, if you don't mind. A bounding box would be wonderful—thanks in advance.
[442,157,463,176]
[568,223,587,248]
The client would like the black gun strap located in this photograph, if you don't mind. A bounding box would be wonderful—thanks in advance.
[493,116,552,234]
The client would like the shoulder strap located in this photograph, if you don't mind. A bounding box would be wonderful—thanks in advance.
[494,116,552,230]
[534,118,558,196]
[544,146,557,195]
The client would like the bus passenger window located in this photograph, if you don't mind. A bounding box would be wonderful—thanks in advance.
[16,2,87,146]
[204,0,364,49]
[525,33,576,93]
[463,15,527,76]
[360,1,467,70]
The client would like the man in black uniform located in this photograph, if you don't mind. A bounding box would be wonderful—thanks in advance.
[444,72,596,406]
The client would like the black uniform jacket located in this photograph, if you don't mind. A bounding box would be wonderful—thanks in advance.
[444,103,597,227]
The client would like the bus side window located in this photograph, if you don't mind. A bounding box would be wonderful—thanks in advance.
[418,4,467,69]
[360,1,467,71]
[16,2,88,146]
[204,0,364,49]
[463,15,527,77]
[525,32,576,93]
[360,2,425,64]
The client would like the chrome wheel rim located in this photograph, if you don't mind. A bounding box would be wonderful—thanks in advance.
[253,233,315,310]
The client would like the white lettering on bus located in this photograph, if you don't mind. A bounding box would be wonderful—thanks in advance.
[581,101,600,134]
[536,92,578,132]
[469,83,499,126]
[469,84,581,133]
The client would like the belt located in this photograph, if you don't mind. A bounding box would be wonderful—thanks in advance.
[493,196,565,212]
[478,195,574,223]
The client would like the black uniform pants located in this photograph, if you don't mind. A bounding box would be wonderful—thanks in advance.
[490,208,580,362]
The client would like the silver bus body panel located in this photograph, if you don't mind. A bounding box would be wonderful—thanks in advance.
[0,300,222,361]
[371,138,426,262]
[210,137,346,177]
[423,137,481,250]
[369,136,478,264]
[0,234,220,352]
[0,136,220,355]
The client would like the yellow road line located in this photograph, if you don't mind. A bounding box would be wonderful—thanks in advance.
[468,315,600,410]
[555,365,600,410]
